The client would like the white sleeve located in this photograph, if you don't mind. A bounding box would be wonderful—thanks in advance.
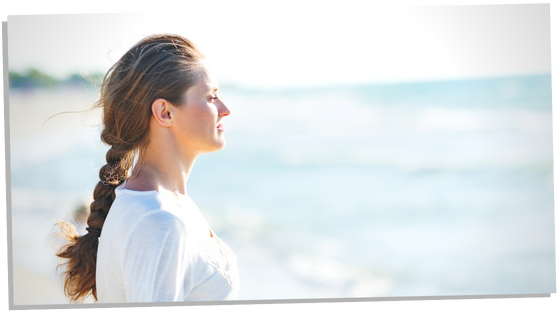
[121,211,193,302]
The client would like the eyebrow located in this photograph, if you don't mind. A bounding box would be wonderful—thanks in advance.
[207,85,219,93]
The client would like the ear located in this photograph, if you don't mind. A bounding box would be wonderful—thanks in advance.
[151,98,173,127]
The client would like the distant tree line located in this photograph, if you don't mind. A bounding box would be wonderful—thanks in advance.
[8,68,104,89]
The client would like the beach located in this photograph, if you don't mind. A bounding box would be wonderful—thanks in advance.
[12,265,68,305]
[7,75,556,304]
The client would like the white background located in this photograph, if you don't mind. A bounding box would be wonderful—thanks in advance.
[5,3,552,88]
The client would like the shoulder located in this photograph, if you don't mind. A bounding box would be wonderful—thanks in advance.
[111,188,185,221]
[122,207,190,256]
[112,188,163,213]
[132,208,187,234]
[104,189,187,241]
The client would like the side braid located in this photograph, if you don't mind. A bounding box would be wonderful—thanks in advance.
[56,145,134,302]
[88,144,135,232]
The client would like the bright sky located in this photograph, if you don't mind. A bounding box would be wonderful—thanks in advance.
[7,3,551,89]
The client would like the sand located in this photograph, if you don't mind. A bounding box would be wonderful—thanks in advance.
[12,264,70,305]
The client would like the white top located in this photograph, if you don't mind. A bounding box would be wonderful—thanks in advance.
[96,184,240,303]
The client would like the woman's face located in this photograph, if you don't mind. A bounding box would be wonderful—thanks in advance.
[170,65,231,156]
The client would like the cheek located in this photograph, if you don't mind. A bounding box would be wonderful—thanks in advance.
[188,104,217,133]
[199,104,217,123]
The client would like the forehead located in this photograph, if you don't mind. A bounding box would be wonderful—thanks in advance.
[185,72,218,97]
[182,62,218,99]
[191,80,218,95]
[202,79,218,92]
[200,63,218,91]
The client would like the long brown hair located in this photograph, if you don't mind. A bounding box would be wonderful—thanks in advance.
[54,34,205,302]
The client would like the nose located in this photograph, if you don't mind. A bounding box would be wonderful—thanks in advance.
[217,99,231,117]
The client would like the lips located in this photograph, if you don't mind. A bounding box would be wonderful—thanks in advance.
[216,123,225,130]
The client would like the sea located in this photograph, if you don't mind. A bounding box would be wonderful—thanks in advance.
[7,74,556,304]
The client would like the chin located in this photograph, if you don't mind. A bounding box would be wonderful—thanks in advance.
[205,140,226,153]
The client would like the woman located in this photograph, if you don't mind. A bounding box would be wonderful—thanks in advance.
[55,34,239,303]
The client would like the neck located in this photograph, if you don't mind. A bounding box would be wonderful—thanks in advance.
[125,141,199,196]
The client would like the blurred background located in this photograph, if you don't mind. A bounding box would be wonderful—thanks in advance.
[6,3,555,305]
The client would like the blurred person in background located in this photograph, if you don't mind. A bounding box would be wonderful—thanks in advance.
[72,204,88,236]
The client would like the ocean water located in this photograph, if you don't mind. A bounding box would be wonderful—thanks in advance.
[8,75,556,303]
